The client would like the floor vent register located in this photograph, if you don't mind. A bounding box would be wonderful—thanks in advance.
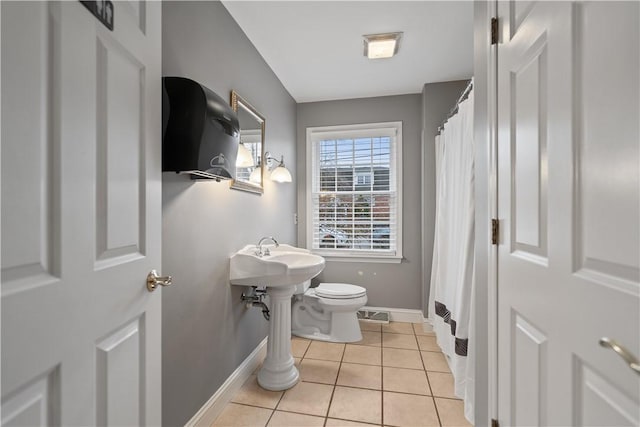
[357,310,390,324]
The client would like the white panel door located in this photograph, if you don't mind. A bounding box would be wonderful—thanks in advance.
[496,1,639,425]
[1,1,162,425]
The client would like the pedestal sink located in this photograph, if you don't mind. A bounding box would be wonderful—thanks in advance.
[230,244,325,391]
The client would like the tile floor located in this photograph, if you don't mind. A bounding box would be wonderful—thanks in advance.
[212,321,471,427]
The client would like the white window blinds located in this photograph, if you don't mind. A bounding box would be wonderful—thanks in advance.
[307,122,402,259]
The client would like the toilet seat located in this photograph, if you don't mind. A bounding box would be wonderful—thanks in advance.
[313,283,367,299]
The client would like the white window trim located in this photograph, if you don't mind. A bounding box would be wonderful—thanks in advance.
[306,122,403,263]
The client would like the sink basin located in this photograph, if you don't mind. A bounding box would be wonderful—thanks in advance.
[230,244,325,287]
[230,243,325,390]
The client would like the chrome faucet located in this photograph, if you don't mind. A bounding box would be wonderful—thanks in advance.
[256,236,279,257]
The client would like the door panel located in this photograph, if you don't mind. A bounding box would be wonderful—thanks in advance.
[1,370,59,426]
[95,34,145,267]
[497,1,639,425]
[122,0,146,33]
[512,313,547,427]
[511,31,547,260]
[96,318,144,427]
[497,3,562,423]
[1,1,162,425]
[575,360,639,426]
[1,1,61,296]
[512,0,535,34]
[574,2,640,286]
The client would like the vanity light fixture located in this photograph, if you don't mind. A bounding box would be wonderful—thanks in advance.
[236,142,255,168]
[363,32,403,59]
[264,151,292,183]
[249,161,262,184]
[271,163,292,183]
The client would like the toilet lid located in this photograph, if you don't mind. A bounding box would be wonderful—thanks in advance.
[314,283,367,299]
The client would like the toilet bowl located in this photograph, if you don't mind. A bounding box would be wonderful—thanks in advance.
[291,281,367,343]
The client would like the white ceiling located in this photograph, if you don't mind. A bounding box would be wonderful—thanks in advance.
[222,1,474,103]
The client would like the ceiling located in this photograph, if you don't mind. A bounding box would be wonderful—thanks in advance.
[222,1,474,103]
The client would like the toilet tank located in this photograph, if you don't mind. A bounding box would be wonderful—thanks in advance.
[294,280,312,295]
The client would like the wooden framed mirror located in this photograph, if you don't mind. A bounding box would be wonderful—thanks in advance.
[230,91,265,194]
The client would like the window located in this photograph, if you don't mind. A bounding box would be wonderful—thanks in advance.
[306,122,402,262]
[355,172,372,186]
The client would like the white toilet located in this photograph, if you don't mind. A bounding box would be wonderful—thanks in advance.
[291,280,368,343]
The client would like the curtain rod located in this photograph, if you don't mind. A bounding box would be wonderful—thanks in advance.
[436,78,473,135]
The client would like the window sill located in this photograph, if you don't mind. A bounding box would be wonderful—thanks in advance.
[311,252,403,264]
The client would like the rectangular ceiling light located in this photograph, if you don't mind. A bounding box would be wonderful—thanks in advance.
[363,32,403,59]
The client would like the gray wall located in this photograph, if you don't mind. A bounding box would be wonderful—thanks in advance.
[162,2,296,426]
[420,80,470,316]
[296,95,423,309]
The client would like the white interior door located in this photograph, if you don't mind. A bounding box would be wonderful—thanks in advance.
[1,1,162,425]
[496,1,639,425]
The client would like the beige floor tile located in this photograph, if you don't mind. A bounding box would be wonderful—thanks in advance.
[292,338,311,358]
[304,341,345,361]
[383,392,439,427]
[416,335,440,352]
[212,402,272,426]
[428,371,457,399]
[325,418,380,426]
[359,321,382,332]
[277,381,334,416]
[328,386,382,425]
[343,344,382,366]
[299,359,340,384]
[435,398,472,427]
[336,363,381,390]
[413,323,435,336]
[382,367,430,395]
[381,322,414,335]
[231,375,284,409]
[382,333,419,350]
[382,348,423,370]
[421,351,450,372]
[267,411,325,427]
[353,331,381,347]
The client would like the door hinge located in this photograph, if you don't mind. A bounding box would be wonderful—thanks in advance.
[491,17,499,45]
[491,419,500,427]
[491,218,500,245]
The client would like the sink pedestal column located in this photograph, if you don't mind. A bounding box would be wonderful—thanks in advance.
[257,285,299,391]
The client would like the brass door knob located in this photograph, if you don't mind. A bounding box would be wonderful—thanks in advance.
[147,270,172,292]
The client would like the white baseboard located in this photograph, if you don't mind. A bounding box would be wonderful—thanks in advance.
[184,337,268,427]
[421,318,434,332]
[362,306,425,323]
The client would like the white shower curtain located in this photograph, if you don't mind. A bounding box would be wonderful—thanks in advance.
[429,89,475,423]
